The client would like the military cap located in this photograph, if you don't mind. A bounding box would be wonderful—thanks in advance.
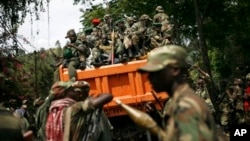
[65,29,76,38]
[104,14,111,19]
[156,5,164,12]
[246,73,250,80]
[50,81,74,96]
[138,45,192,72]
[139,14,152,21]
[152,23,162,27]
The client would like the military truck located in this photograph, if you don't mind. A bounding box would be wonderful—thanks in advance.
[59,60,168,140]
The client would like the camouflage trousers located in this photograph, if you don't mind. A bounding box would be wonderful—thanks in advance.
[67,60,80,80]
[53,68,60,82]
[220,112,230,126]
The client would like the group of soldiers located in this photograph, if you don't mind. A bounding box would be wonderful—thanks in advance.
[57,5,172,81]
[190,65,250,136]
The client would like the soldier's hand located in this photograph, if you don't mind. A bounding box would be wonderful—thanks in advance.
[67,43,75,47]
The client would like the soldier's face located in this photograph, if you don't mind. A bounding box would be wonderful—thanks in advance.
[148,66,174,94]
[68,34,77,42]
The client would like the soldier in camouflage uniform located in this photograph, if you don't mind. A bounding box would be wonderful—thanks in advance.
[218,84,236,135]
[137,45,227,141]
[150,22,171,48]
[233,78,245,124]
[114,19,128,62]
[191,65,215,115]
[63,29,89,81]
[124,17,136,59]
[100,14,113,39]
[153,6,172,43]
[130,14,152,58]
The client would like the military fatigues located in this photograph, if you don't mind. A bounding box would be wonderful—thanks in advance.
[114,19,128,62]
[234,84,245,124]
[130,14,152,57]
[137,45,228,141]
[195,85,215,114]
[162,84,224,141]
[63,29,89,80]
[153,6,172,42]
[123,17,136,59]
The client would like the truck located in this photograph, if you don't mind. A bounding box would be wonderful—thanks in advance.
[59,59,168,140]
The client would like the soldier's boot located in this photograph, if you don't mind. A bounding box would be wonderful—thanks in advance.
[79,61,86,70]
[119,53,128,63]
[92,57,103,67]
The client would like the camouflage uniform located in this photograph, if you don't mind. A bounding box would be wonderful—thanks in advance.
[195,77,215,115]
[100,14,113,39]
[150,23,171,48]
[233,82,245,124]
[124,17,136,58]
[63,29,87,80]
[153,6,172,41]
[130,14,152,57]
[114,19,128,62]
[138,45,228,141]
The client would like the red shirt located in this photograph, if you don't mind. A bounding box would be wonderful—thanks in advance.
[244,87,250,111]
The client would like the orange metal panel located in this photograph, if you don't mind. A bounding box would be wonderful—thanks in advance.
[59,60,169,117]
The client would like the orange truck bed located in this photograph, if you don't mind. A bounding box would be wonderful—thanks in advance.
[59,60,168,117]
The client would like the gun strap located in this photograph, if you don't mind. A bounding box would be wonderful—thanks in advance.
[63,107,72,141]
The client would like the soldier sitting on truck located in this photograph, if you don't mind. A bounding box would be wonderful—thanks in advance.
[63,29,89,81]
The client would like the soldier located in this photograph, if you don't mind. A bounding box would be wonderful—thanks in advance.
[153,6,172,43]
[218,84,236,135]
[42,81,113,141]
[101,14,113,38]
[137,45,227,141]
[63,29,88,81]
[150,22,171,49]
[130,14,152,58]
[233,78,245,124]
[124,17,137,59]
[115,19,128,63]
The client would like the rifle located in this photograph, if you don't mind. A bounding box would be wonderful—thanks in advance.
[111,29,115,64]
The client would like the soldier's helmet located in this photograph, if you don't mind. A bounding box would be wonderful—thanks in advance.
[138,45,192,72]
[139,14,152,21]
[156,5,165,12]
[246,73,250,80]
[65,29,76,38]
[104,14,111,20]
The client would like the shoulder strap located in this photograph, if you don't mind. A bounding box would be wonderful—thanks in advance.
[63,107,72,141]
